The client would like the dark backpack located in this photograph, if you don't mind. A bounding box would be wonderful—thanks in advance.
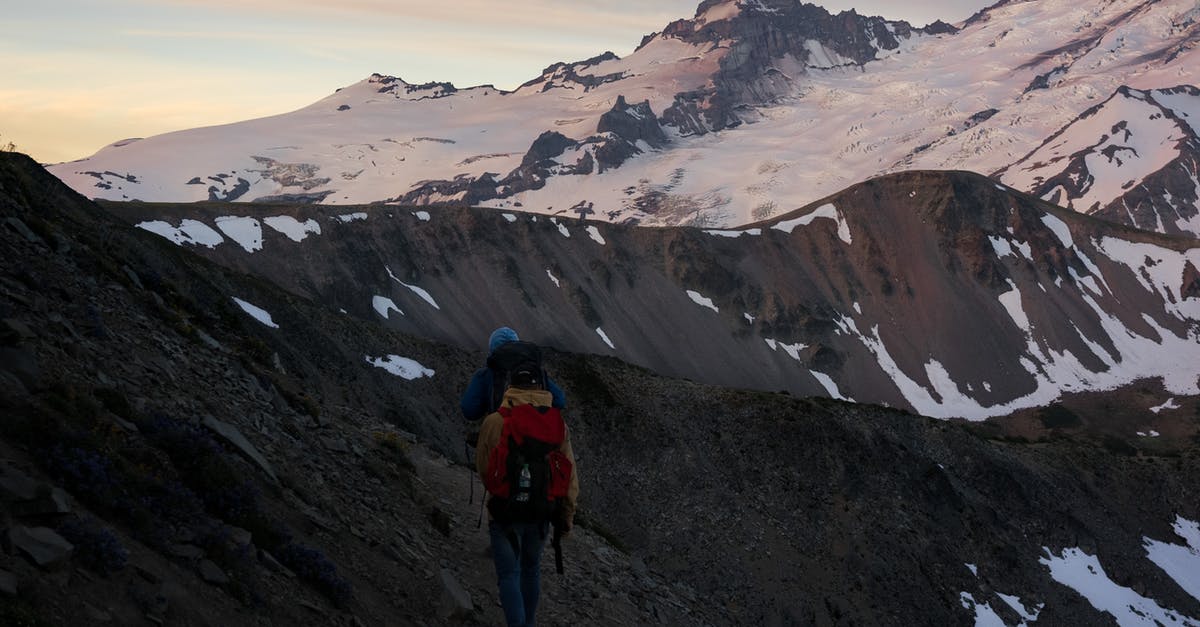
[482,402,572,523]
[486,341,548,410]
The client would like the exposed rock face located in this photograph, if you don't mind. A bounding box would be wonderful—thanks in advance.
[521,131,577,168]
[594,97,669,172]
[654,0,950,133]
[518,51,625,93]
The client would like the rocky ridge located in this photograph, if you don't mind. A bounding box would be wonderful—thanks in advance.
[107,170,1200,428]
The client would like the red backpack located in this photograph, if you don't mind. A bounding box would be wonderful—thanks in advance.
[483,403,573,522]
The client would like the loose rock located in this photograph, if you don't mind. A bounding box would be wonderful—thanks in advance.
[9,525,74,570]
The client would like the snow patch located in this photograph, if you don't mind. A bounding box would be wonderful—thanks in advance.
[772,203,852,244]
[1040,547,1199,626]
[959,592,1005,627]
[1041,213,1074,248]
[996,593,1042,623]
[595,327,615,349]
[1144,517,1200,603]
[546,269,561,288]
[232,297,279,329]
[372,295,403,319]
[263,216,321,242]
[989,235,1015,259]
[999,280,1032,334]
[1151,398,1180,413]
[386,266,440,310]
[502,213,517,223]
[810,371,851,401]
[551,218,570,238]
[365,355,434,380]
[335,212,367,223]
[136,219,224,248]
[413,211,431,221]
[586,225,606,245]
[687,290,719,313]
[215,216,263,252]
[765,338,807,361]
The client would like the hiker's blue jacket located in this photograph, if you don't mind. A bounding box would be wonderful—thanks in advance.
[461,368,566,421]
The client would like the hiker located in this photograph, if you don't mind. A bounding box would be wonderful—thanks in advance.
[469,330,578,627]
[461,327,566,422]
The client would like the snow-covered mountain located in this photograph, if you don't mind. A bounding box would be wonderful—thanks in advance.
[48,0,1200,235]
[999,85,1200,237]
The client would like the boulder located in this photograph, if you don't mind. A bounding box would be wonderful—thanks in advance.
[226,525,252,547]
[9,525,74,570]
[438,568,473,620]
[202,415,278,482]
[198,559,229,585]
[168,544,205,560]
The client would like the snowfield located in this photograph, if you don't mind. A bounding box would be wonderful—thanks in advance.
[47,0,1200,231]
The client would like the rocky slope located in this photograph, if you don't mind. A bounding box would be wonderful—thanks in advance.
[3,152,1200,625]
[104,169,1200,428]
[45,0,1200,235]
[0,151,717,626]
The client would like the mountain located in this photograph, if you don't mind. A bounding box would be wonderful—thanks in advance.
[999,85,1200,237]
[46,0,1200,235]
[101,169,1200,424]
[3,152,1200,625]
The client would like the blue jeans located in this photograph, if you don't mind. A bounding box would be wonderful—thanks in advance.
[488,520,549,627]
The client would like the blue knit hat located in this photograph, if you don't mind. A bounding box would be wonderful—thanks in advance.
[488,327,519,354]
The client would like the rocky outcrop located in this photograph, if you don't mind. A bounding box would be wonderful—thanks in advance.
[651,0,953,133]
[518,52,625,93]
[594,97,669,171]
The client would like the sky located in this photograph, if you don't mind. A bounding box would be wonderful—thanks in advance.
[2,0,993,164]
